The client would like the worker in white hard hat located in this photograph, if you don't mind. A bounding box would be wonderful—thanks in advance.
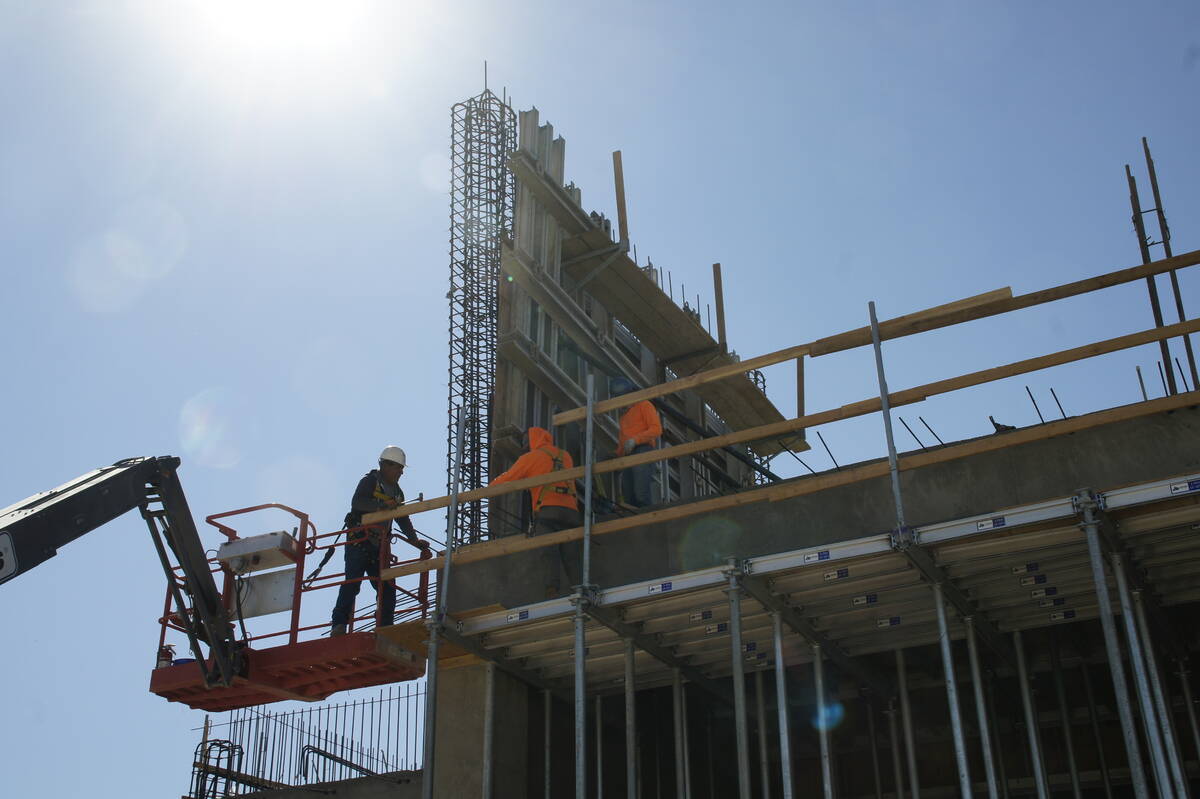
[331,446,424,635]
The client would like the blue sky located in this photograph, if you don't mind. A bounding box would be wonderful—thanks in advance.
[2,1,1198,795]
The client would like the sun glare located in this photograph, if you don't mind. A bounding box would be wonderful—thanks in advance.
[192,0,369,65]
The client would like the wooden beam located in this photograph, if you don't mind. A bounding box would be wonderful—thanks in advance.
[613,150,629,244]
[809,248,1200,357]
[381,390,1200,580]
[713,262,728,353]
[365,317,1200,526]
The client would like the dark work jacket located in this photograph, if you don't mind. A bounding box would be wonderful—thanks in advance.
[345,470,418,549]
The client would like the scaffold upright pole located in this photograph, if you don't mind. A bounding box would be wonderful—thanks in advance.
[772,612,794,799]
[966,619,1000,799]
[727,565,752,799]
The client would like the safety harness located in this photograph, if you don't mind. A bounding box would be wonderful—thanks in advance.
[534,446,577,512]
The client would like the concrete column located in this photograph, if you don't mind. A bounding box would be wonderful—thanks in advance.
[434,663,529,798]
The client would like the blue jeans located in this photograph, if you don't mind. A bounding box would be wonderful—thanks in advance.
[621,444,654,507]
[331,542,395,628]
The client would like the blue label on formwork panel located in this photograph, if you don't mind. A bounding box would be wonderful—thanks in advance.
[648,581,673,595]
[852,594,878,607]
[506,609,530,623]
[877,616,901,628]
[805,550,831,564]
[744,641,757,653]
[1012,562,1039,574]
[976,516,1007,531]
[1031,586,1058,598]
[1020,574,1048,586]
[690,610,713,622]
[1050,610,1077,621]
[1039,597,1066,608]
[705,623,729,635]
[824,567,850,581]
[1170,479,1200,495]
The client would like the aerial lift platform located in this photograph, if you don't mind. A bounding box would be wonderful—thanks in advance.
[0,456,430,711]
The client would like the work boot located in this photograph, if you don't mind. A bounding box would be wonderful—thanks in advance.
[330,623,347,637]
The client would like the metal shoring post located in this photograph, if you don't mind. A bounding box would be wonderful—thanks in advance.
[597,695,604,799]
[574,373,597,799]
[727,564,753,799]
[1013,631,1050,799]
[625,640,637,798]
[545,688,553,799]
[984,672,1010,799]
[1080,491,1150,799]
[1050,637,1082,799]
[1082,663,1115,799]
[1177,660,1200,771]
[1110,552,1174,799]
[756,669,770,799]
[420,406,467,799]
[933,586,973,798]
[868,302,908,536]
[867,701,883,799]
[771,612,795,799]
[1133,591,1189,799]
[886,702,905,799]
[682,683,693,799]
[814,645,834,799]
[965,619,1000,799]
[483,662,496,799]
[674,669,687,799]
[896,650,920,799]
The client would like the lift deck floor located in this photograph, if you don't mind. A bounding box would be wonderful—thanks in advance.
[150,631,424,712]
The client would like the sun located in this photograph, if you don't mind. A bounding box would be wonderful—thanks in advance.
[190,0,371,65]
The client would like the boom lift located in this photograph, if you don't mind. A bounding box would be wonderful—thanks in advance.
[0,456,428,711]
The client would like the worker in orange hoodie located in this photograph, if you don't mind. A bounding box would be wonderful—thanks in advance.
[491,427,581,534]
[612,377,662,507]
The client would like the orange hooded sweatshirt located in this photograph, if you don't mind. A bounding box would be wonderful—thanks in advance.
[491,427,578,512]
[617,400,662,455]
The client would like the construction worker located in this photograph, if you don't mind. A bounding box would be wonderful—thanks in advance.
[611,377,662,507]
[331,446,424,636]
[491,427,581,534]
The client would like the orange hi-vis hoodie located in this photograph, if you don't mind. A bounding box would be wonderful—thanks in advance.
[617,400,662,455]
[491,427,578,512]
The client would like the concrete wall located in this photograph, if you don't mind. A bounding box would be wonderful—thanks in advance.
[450,404,1200,614]
[432,663,529,798]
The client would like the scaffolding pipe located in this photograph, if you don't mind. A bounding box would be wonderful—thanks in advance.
[966,619,1000,799]
[420,407,466,799]
[683,682,693,799]
[866,701,883,799]
[545,689,553,799]
[933,586,972,798]
[772,612,794,799]
[868,301,907,530]
[1176,661,1200,771]
[674,669,686,799]
[1133,591,1189,799]
[1013,631,1049,799]
[1082,663,1115,799]
[756,669,770,799]
[1079,491,1150,799]
[483,663,495,799]
[575,375,596,799]
[625,641,637,798]
[1111,553,1174,799]
[1050,637,1082,799]
[814,645,834,799]
[985,671,1010,799]
[896,649,920,799]
[728,567,752,799]
[887,704,904,799]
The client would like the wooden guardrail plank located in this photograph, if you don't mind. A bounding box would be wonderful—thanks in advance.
[364,317,1200,527]
[382,391,1200,580]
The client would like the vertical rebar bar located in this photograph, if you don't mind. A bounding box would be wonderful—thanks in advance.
[626,641,637,799]
[772,612,794,799]
[933,586,972,798]
[1133,591,1189,799]
[814,645,834,799]
[1126,164,1177,395]
[1014,631,1049,799]
[756,669,770,799]
[896,649,920,799]
[1050,636,1082,799]
[965,619,999,799]
[1111,553,1174,799]
[728,567,752,799]
[1080,492,1150,799]
[421,406,467,799]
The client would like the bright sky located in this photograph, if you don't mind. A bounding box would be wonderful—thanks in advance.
[2,1,1198,795]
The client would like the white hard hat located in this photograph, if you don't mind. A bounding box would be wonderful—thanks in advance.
[379,446,407,467]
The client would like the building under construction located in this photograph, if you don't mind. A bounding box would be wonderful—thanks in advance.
[177,88,1200,799]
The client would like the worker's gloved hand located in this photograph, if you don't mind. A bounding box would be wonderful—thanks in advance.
[623,438,637,454]
[382,497,400,509]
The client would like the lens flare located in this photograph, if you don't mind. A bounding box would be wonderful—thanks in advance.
[180,388,244,469]
[811,700,845,731]
[678,516,743,571]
